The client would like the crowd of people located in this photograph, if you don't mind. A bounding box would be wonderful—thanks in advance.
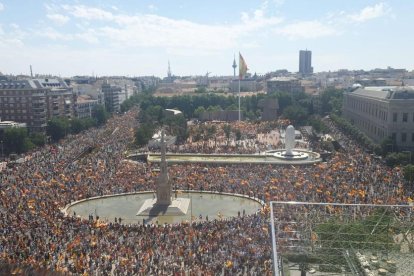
[0,107,413,275]
[178,121,285,154]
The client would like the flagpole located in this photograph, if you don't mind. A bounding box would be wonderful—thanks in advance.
[238,77,241,121]
[238,51,241,121]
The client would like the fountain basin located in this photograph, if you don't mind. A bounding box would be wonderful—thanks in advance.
[62,191,263,225]
[272,150,309,160]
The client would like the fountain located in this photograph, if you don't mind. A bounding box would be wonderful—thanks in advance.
[268,125,314,161]
[62,132,265,225]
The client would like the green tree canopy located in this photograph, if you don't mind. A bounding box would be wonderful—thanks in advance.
[320,88,343,115]
[193,106,206,119]
[135,124,154,147]
[92,105,109,126]
[3,127,33,154]
[163,114,188,144]
[222,124,232,145]
[29,132,46,147]
[282,105,308,125]
[403,164,414,184]
[47,117,70,142]
[195,87,207,93]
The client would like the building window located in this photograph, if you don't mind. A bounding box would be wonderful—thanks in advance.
[393,113,398,122]
[412,133,414,142]
[392,133,397,141]
[402,133,407,143]
[403,113,408,122]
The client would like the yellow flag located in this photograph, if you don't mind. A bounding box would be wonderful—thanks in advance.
[239,52,248,79]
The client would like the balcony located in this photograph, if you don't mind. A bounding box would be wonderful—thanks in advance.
[32,99,45,104]
[33,110,46,116]
[32,104,45,108]
[32,93,46,97]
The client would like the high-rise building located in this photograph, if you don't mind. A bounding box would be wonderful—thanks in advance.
[299,50,313,75]
[102,81,122,113]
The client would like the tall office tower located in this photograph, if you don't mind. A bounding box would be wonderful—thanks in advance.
[299,50,313,75]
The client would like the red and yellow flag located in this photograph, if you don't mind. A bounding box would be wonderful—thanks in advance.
[239,52,248,79]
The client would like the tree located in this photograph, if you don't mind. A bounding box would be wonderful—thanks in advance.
[207,105,222,112]
[92,105,109,126]
[271,92,292,113]
[235,129,242,141]
[282,105,308,125]
[386,152,410,167]
[320,88,343,115]
[47,117,70,142]
[194,106,206,119]
[3,127,33,154]
[226,104,238,111]
[82,117,97,129]
[195,87,207,93]
[29,132,46,147]
[403,165,414,184]
[136,93,269,121]
[380,137,396,155]
[70,118,85,134]
[309,117,328,134]
[222,124,232,146]
[145,105,164,123]
[135,124,154,147]
[69,117,96,135]
[206,125,217,141]
[163,114,188,144]
[121,94,140,112]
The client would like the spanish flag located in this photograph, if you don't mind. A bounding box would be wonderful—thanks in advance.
[239,52,248,79]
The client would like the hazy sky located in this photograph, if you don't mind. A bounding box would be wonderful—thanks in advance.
[0,0,413,77]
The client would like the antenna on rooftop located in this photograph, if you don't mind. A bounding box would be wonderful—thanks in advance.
[30,65,33,78]
[232,55,237,78]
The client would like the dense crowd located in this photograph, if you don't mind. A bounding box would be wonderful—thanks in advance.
[0,108,412,275]
[177,121,285,154]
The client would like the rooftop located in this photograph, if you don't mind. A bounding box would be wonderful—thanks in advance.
[350,86,414,100]
[77,95,98,104]
[0,78,70,90]
[0,120,26,129]
[268,76,298,82]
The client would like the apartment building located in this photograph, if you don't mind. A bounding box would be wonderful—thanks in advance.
[0,78,74,132]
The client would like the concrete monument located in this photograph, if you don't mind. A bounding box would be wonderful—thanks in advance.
[137,130,190,217]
